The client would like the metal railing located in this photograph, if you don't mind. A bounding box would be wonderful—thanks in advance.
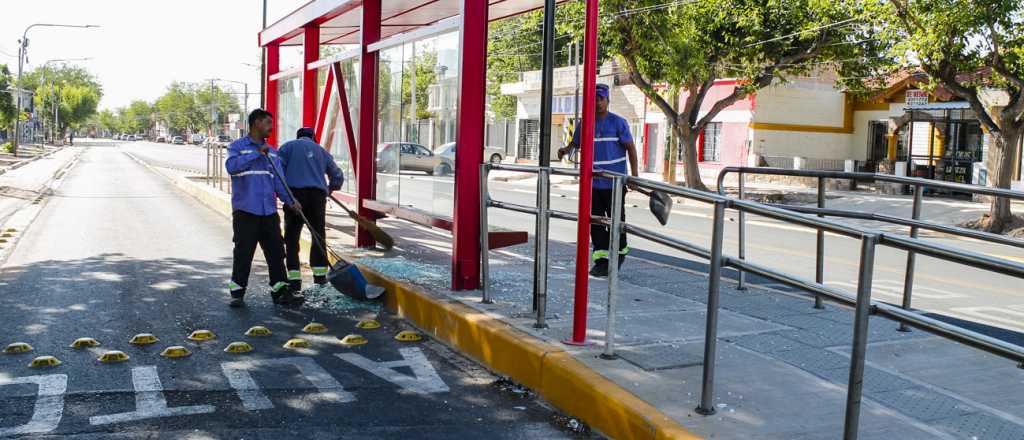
[205,143,230,193]
[717,166,1024,331]
[481,162,1024,440]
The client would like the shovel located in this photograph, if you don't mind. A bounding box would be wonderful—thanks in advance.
[264,155,386,300]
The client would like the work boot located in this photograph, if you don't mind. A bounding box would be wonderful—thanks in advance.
[314,275,327,286]
[589,259,609,278]
[229,289,246,308]
[272,288,306,306]
[288,279,302,292]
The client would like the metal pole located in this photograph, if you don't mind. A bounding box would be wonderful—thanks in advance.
[534,167,551,328]
[13,36,25,157]
[844,234,878,440]
[537,0,555,168]
[696,200,727,415]
[260,0,267,108]
[737,172,746,290]
[601,175,625,359]
[814,176,826,309]
[480,163,492,304]
[573,40,580,170]
[899,185,923,332]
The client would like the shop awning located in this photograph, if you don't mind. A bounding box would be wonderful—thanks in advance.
[904,101,971,111]
[259,0,563,47]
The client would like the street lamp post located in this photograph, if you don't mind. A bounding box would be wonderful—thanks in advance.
[212,78,250,133]
[41,58,92,145]
[13,23,98,156]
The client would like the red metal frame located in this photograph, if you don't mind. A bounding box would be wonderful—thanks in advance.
[266,44,281,146]
[450,0,489,291]
[356,0,382,247]
[303,25,321,128]
[333,62,359,175]
[314,68,335,144]
[568,0,599,345]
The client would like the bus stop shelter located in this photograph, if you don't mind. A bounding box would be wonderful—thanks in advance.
[257,0,599,300]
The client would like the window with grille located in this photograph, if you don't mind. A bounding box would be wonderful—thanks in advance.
[701,122,722,162]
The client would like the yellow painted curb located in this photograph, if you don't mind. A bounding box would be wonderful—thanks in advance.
[358,265,700,440]
[166,167,700,440]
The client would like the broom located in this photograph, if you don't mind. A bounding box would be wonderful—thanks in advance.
[328,194,395,250]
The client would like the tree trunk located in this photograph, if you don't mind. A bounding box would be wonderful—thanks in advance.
[664,128,678,184]
[985,125,1022,233]
[677,125,709,192]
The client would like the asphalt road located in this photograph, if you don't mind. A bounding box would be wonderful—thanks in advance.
[0,144,577,439]
[118,139,1024,344]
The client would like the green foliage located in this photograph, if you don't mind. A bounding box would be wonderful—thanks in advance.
[400,51,439,120]
[21,64,103,133]
[0,64,15,131]
[152,82,241,134]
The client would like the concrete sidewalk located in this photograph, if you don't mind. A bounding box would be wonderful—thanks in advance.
[0,145,80,224]
[147,161,1024,439]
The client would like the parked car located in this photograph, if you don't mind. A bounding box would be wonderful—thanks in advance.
[217,134,233,144]
[190,134,205,145]
[376,142,454,176]
[171,136,185,145]
[433,142,505,165]
[203,136,229,148]
[156,135,167,143]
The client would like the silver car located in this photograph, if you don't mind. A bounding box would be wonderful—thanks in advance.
[376,142,454,176]
[434,142,505,165]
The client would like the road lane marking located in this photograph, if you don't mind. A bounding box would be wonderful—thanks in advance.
[337,347,449,394]
[949,305,1024,330]
[220,357,354,411]
[89,366,214,425]
[0,374,67,436]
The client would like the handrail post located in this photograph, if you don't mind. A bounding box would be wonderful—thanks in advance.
[601,175,625,359]
[737,172,746,290]
[696,200,727,415]
[533,167,551,328]
[206,142,212,185]
[899,184,923,332]
[844,234,878,440]
[479,163,492,304]
[814,176,826,309]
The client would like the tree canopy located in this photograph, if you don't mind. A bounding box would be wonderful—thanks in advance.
[0,64,16,131]
[20,64,103,135]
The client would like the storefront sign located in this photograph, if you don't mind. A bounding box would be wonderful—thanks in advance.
[906,90,928,106]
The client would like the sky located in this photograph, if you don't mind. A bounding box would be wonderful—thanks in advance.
[3,0,309,112]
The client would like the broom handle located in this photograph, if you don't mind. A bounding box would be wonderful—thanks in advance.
[264,154,345,263]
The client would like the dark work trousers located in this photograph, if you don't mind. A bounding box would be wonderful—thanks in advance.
[591,187,628,262]
[230,211,289,297]
[283,187,329,285]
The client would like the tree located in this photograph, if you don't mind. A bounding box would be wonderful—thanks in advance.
[877,0,1024,233]
[97,109,117,134]
[603,0,887,190]
[22,65,103,138]
[125,100,155,134]
[0,64,15,133]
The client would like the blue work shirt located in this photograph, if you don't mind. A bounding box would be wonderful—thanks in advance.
[573,112,633,189]
[278,137,344,193]
[225,136,295,216]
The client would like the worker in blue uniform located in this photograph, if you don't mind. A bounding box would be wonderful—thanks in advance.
[224,109,305,308]
[278,127,344,291]
[558,83,640,277]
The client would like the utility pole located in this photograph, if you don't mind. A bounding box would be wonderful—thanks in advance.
[209,79,216,138]
[573,39,580,169]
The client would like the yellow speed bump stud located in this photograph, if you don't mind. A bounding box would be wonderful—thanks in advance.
[224,342,253,353]
[160,346,192,358]
[0,233,12,238]
[3,342,33,354]
[339,334,368,346]
[29,356,62,368]
[355,319,381,330]
[129,333,159,345]
[70,338,101,349]
[302,322,328,334]
[5,228,15,233]
[187,329,216,342]
[244,326,272,337]
[98,350,130,363]
[283,338,310,349]
[394,330,423,342]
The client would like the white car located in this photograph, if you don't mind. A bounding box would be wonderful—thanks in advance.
[433,142,505,164]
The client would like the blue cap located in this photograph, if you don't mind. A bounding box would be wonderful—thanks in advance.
[596,83,610,99]
[296,127,315,139]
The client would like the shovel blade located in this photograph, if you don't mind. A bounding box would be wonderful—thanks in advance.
[649,190,673,226]
[327,262,386,300]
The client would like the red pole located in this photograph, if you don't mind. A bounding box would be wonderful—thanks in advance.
[333,62,358,178]
[450,0,489,290]
[356,0,382,248]
[314,68,334,144]
[302,25,320,128]
[567,0,600,345]
[266,44,280,146]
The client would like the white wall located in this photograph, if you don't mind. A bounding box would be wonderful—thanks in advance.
[752,130,853,160]
[753,79,846,127]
